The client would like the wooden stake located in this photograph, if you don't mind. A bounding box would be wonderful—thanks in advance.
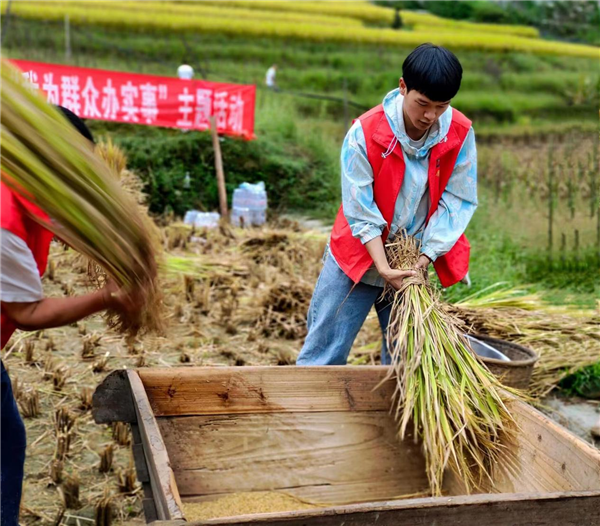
[64,14,71,61]
[547,150,554,259]
[209,115,228,221]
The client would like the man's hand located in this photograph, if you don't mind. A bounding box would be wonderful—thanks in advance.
[415,254,432,270]
[102,280,146,316]
[380,268,417,290]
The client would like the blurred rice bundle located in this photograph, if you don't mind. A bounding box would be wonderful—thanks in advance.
[0,60,162,336]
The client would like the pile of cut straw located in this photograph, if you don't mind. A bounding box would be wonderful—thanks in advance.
[448,288,600,397]
[383,235,516,495]
[0,60,162,336]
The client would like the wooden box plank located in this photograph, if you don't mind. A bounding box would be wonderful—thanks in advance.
[491,399,600,493]
[159,411,428,505]
[180,491,600,526]
[138,366,394,417]
[128,371,185,520]
[93,366,600,526]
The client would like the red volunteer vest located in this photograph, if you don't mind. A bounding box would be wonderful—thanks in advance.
[1,180,54,349]
[330,105,472,287]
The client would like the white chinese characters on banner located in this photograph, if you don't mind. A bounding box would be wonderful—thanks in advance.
[158,84,168,101]
[177,87,195,128]
[121,81,140,122]
[102,79,119,120]
[228,93,244,134]
[22,70,40,91]
[213,91,228,132]
[60,75,81,114]
[81,77,101,118]
[12,61,254,138]
[140,82,158,124]
[42,73,60,105]
[194,88,213,130]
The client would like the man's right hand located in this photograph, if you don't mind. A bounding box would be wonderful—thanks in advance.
[102,280,146,316]
[380,268,417,290]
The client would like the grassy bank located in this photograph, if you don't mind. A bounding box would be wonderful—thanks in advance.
[4,12,598,305]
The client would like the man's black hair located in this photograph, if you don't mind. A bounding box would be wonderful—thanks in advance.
[402,43,462,102]
[56,106,95,144]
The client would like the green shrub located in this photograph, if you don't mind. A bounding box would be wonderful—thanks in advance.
[560,362,600,399]
[86,94,341,218]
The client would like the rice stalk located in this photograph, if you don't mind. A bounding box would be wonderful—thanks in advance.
[52,367,68,392]
[49,459,64,485]
[58,475,80,510]
[111,422,131,447]
[383,234,517,495]
[18,388,40,418]
[95,137,127,177]
[0,60,162,337]
[99,444,114,474]
[95,489,113,526]
[22,339,35,364]
[78,387,94,412]
[116,458,137,495]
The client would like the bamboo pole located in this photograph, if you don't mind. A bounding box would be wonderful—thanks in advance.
[209,115,228,221]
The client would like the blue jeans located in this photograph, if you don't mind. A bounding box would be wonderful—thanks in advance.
[1,360,27,526]
[297,252,392,365]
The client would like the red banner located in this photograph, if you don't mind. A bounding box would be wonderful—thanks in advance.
[11,60,256,139]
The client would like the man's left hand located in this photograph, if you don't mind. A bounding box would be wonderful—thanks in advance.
[415,254,432,270]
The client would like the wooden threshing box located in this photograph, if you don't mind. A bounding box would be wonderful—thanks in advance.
[93,366,600,525]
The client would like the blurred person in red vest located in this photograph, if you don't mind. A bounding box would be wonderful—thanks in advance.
[1,107,142,525]
[297,44,477,366]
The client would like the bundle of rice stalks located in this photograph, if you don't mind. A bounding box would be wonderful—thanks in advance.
[241,231,313,270]
[0,61,162,337]
[383,235,516,495]
[257,279,313,339]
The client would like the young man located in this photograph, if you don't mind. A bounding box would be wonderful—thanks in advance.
[0,108,143,525]
[297,44,477,366]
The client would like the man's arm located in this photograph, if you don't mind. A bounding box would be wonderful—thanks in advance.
[420,127,478,262]
[2,290,107,331]
[340,121,388,245]
[2,280,145,332]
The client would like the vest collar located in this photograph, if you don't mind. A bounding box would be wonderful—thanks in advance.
[372,111,461,160]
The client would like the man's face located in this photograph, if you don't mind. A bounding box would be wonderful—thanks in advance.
[399,78,450,133]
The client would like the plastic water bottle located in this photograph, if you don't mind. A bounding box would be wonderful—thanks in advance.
[231,185,252,227]
[183,210,220,229]
[183,210,198,226]
[235,182,267,226]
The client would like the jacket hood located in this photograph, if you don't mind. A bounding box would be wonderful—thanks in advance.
[382,88,452,159]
